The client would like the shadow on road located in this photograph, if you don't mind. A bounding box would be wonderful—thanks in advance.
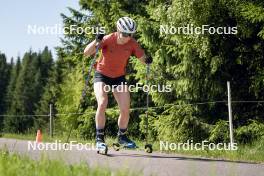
[107,152,261,165]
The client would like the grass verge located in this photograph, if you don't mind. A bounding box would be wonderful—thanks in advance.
[0,149,141,176]
[149,138,264,163]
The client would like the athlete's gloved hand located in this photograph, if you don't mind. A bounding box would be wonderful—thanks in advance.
[96,33,105,42]
[145,56,153,64]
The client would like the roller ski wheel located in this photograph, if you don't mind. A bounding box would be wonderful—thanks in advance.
[144,144,153,153]
[96,142,108,155]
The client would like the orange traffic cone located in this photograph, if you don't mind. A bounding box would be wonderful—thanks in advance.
[36,129,42,143]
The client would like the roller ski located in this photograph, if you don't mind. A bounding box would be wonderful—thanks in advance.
[112,133,152,153]
[96,139,108,155]
[95,129,108,155]
[113,132,137,150]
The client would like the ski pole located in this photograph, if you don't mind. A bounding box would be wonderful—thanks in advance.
[145,63,150,144]
[66,43,100,143]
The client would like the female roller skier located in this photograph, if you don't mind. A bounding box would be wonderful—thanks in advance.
[84,17,152,152]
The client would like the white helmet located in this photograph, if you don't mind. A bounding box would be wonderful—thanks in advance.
[116,17,136,34]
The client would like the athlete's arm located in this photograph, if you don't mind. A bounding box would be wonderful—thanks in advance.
[132,41,152,64]
[84,34,105,57]
[138,54,147,64]
[83,40,97,57]
[138,54,153,64]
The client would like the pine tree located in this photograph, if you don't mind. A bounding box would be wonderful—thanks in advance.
[76,0,264,141]
[34,62,61,131]
[0,52,11,129]
[5,57,21,112]
[4,48,54,133]
[4,52,34,132]
[55,7,99,133]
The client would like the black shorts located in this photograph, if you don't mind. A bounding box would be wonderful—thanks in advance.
[93,71,127,87]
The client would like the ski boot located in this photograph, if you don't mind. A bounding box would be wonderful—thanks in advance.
[96,138,108,155]
[113,134,137,151]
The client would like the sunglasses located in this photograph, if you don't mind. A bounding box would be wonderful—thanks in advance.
[121,32,132,37]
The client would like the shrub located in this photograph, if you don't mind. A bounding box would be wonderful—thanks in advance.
[139,109,158,141]
[154,104,211,143]
[235,120,264,144]
[209,120,230,143]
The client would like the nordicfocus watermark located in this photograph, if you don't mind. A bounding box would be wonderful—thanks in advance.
[160,24,238,35]
[27,24,105,35]
[27,140,97,151]
[160,140,238,151]
[102,82,172,93]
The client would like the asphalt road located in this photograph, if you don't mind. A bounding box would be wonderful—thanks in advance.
[0,138,263,176]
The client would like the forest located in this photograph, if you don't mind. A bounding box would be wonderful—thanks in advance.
[0,0,264,145]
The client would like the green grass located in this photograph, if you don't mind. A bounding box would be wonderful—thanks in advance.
[147,138,264,163]
[108,136,264,163]
[2,133,264,163]
[0,149,141,176]
[122,138,264,163]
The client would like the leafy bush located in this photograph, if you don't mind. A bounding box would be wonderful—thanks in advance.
[154,104,211,143]
[209,120,230,143]
[139,109,158,141]
[235,120,264,144]
[74,108,96,140]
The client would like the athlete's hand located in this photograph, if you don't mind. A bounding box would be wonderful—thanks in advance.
[145,56,153,64]
[96,33,105,42]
